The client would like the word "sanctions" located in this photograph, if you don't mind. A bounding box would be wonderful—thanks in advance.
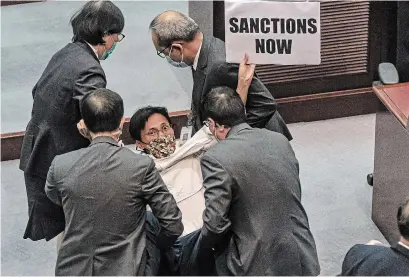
[229,17,318,54]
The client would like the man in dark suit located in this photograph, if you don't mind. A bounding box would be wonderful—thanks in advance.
[183,86,319,275]
[149,10,292,140]
[19,1,125,241]
[45,88,183,276]
[340,198,409,276]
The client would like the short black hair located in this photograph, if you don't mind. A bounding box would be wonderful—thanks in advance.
[70,1,124,45]
[129,106,172,141]
[202,86,246,127]
[80,88,124,133]
[397,197,409,240]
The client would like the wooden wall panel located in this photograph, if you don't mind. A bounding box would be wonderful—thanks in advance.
[257,1,370,84]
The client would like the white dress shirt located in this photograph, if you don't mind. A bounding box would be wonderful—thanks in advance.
[398,241,409,250]
[85,41,98,58]
[193,41,202,70]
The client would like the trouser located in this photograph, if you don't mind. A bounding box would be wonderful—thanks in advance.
[144,212,184,276]
[23,173,65,241]
[163,229,217,276]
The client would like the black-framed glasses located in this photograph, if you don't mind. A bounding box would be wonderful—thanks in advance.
[157,45,172,58]
[117,33,125,42]
[145,124,173,138]
[105,32,125,42]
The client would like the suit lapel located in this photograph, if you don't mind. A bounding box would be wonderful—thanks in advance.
[192,36,212,128]
[75,41,100,64]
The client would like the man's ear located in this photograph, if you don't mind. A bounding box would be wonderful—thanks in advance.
[119,117,125,130]
[77,119,91,141]
[78,119,86,129]
[136,140,146,150]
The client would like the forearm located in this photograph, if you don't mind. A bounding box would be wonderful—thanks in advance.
[236,85,248,104]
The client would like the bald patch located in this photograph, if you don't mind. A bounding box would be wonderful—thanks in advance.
[157,10,183,22]
[149,10,199,47]
[88,94,108,111]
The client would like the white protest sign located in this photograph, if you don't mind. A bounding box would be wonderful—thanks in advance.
[225,1,321,65]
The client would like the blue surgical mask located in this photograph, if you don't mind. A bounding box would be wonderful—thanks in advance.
[100,42,116,60]
[166,45,190,68]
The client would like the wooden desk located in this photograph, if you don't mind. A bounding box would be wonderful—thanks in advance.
[372,82,409,244]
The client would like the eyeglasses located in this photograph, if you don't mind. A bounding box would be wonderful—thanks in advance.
[157,45,172,58]
[117,33,125,42]
[146,124,173,137]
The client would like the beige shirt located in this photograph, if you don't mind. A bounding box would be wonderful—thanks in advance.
[132,126,217,234]
[153,126,216,234]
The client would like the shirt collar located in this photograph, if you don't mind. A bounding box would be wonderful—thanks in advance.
[90,136,120,147]
[226,122,251,138]
[85,41,99,59]
[398,241,409,251]
[193,41,202,70]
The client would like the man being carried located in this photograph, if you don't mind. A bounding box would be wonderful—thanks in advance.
[128,54,256,235]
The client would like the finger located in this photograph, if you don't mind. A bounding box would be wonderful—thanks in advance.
[244,53,250,65]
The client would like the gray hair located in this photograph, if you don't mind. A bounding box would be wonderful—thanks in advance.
[149,10,200,47]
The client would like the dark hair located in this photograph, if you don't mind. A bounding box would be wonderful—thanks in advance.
[202,86,246,127]
[149,10,200,47]
[80,88,124,133]
[70,1,124,45]
[129,106,172,141]
[397,197,409,240]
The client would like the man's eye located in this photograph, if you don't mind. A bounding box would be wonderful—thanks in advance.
[163,126,169,131]
[147,131,156,136]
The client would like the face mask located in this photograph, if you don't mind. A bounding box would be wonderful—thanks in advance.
[166,45,190,68]
[100,37,116,60]
[144,134,176,159]
[210,123,220,142]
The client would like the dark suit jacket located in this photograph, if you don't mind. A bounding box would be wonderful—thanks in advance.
[199,123,319,275]
[46,137,184,276]
[192,36,292,140]
[19,41,106,240]
[20,41,106,177]
[340,243,409,276]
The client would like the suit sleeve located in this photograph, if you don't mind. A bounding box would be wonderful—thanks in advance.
[45,159,61,206]
[73,65,106,101]
[141,160,184,242]
[204,61,277,128]
[200,154,233,248]
[340,244,366,276]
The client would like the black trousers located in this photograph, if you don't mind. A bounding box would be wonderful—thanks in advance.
[23,173,65,241]
[160,229,218,276]
[144,212,182,276]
